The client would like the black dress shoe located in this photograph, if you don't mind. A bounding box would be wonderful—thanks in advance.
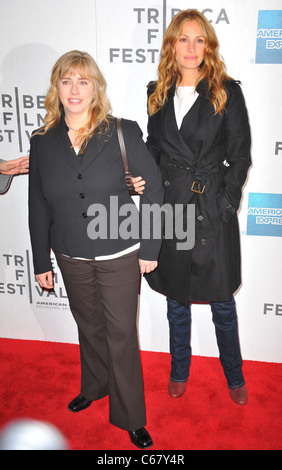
[68,394,93,412]
[128,427,153,449]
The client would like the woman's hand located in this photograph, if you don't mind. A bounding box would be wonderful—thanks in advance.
[0,156,29,175]
[139,259,158,274]
[131,176,146,195]
[36,271,54,290]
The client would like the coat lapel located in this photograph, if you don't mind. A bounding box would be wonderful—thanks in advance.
[54,128,81,172]
[161,80,215,166]
[180,94,214,141]
[162,94,196,167]
[79,133,112,171]
[54,116,114,172]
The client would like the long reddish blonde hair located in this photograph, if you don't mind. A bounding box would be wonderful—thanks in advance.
[148,9,232,115]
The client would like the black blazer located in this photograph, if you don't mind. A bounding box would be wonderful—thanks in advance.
[29,116,163,275]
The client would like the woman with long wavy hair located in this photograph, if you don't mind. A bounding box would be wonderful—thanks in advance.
[148,9,231,115]
[29,50,163,449]
[135,10,251,405]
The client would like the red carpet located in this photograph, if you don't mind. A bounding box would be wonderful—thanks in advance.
[0,338,281,450]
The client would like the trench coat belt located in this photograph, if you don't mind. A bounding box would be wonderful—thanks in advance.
[166,156,222,194]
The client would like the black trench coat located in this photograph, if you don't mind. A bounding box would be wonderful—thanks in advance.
[145,79,251,305]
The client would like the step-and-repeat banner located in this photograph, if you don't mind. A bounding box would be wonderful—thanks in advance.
[0,0,281,362]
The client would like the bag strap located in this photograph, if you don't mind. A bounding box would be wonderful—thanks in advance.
[117,118,129,173]
[117,118,138,195]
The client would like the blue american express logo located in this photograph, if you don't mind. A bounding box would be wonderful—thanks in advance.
[247,193,282,237]
[255,10,282,64]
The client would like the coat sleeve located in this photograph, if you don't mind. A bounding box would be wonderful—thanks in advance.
[28,136,53,274]
[217,82,252,223]
[146,116,161,165]
[0,160,13,194]
[121,120,164,261]
[146,82,161,165]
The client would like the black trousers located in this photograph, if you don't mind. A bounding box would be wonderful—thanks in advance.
[55,250,146,431]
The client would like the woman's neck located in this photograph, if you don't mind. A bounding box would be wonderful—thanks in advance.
[64,111,88,132]
[64,112,88,147]
[178,69,199,87]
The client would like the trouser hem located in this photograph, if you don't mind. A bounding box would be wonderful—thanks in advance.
[169,376,189,383]
[110,419,147,432]
[228,380,245,390]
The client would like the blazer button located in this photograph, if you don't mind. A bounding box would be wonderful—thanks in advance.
[164,180,170,186]
[197,215,204,221]
[82,212,87,218]
[79,193,85,199]
[77,173,82,179]
[201,238,207,246]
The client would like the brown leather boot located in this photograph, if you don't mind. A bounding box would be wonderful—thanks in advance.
[229,385,247,405]
[168,380,187,398]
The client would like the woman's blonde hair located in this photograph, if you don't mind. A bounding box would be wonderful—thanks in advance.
[148,9,232,116]
[33,50,112,152]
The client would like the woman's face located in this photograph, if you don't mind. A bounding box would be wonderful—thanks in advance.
[175,20,205,77]
[58,71,95,120]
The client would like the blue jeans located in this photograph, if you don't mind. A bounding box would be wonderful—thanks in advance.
[167,297,245,389]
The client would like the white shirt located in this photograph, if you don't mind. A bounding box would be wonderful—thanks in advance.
[174,86,198,129]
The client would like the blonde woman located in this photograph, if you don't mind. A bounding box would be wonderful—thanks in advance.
[135,10,251,405]
[29,51,163,449]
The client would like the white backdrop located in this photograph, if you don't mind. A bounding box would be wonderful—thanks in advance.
[0,0,281,363]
